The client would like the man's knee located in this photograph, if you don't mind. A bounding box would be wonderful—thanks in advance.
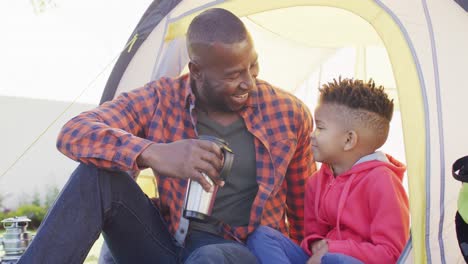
[72,163,131,189]
[74,163,127,179]
[322,253,364,264]
[185,244,257,264]
[247,226,281,246]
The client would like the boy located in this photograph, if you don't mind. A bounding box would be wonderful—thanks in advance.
[247,78,410,264]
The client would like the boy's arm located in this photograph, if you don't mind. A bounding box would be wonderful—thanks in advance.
[300,175,330,255]
[326,168,410,264]
[56,83,158,171]
[285,103,316,243]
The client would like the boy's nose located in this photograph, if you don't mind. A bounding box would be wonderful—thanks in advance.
[310,131,316,140]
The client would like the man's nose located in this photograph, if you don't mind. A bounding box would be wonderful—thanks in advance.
[239,72,255,91]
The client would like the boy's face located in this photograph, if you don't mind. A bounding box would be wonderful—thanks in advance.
[311,103,349,164]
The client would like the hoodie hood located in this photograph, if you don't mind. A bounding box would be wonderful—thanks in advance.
[323,152,406,181]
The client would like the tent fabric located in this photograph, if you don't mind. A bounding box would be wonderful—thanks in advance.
[455,0,468,12]
[100,0,181,104]
[100,1,468,263]
[459,184,468,222]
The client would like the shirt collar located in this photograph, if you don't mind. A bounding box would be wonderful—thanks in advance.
[182,74,195,110]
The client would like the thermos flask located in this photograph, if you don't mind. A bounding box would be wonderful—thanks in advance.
[183,135,234,222]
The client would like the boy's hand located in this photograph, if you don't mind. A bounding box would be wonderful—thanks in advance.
[310,239,327,254]
[307,240,328,264]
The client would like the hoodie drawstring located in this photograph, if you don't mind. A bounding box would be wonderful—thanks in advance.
[314,170,331,225]
[335,173,357,239]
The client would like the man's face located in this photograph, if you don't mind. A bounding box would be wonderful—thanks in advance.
[195,36,259,112]
[311,103,348,164]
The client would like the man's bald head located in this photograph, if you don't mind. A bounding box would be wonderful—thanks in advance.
[187,8,248,63]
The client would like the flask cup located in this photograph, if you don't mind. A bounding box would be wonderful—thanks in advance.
[183,135,234,222]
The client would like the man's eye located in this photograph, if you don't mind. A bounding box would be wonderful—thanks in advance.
[226,73,240,80]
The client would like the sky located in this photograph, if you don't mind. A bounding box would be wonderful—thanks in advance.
[0,0,152,104]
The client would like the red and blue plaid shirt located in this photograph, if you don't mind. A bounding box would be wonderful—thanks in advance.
[57,74,315,243]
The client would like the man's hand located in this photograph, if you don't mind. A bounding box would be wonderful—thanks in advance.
[307,240,328,264]
[137,140,224,192]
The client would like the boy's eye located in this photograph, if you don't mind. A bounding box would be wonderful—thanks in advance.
[250,61,258,70]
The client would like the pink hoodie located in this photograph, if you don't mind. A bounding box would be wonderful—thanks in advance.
[300,153,409,264]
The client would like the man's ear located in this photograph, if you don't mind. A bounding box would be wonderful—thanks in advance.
[188,61,202,80]
[343,130,358,151]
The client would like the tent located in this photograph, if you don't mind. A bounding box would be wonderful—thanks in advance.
[99,1,468,263]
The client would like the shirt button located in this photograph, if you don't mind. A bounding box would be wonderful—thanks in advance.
[180,228,185,234]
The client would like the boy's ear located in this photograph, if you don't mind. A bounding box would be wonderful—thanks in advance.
[343,130,358,151]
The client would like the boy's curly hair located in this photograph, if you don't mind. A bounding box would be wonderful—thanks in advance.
[319,78,394,121]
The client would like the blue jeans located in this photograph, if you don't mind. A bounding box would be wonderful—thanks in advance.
[247,226,364,264]
[18,163,257,264]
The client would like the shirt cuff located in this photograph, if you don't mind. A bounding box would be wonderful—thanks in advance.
[300,234,324,255]
[112,137,154,171]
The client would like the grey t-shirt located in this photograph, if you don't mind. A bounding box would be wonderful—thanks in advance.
[190,112,258,235]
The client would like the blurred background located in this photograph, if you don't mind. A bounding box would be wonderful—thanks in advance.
[0,0,153,209]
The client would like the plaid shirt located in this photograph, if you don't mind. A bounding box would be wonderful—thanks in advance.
[57,74,315,243]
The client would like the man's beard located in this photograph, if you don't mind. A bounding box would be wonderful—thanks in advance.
[201,79,231,112]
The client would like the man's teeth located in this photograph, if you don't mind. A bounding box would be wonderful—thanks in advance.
[234,94,248,99]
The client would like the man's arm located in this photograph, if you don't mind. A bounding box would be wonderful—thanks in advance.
[57,80,224,189]
[56,84,158,171]
[285,102,316,243]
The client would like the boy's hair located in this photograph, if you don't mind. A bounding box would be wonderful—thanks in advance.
[319,78,394,149]
[319,78,394,121]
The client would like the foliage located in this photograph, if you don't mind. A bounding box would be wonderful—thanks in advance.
[4,204,47,229]
[30,0,58,14]
[44,186,60,209]
[0,186,60,230]
[0,193,6,211]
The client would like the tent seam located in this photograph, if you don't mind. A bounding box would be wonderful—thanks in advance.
[421,0,446,263]
[373,0,432,263]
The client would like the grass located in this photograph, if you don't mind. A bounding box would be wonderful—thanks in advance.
[84,234,104,264]
[0,230,104,264]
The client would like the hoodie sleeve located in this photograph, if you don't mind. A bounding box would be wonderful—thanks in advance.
[300,173,330,255]
[326,167,410,264]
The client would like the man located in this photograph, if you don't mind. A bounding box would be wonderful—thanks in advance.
[19,8,314,264]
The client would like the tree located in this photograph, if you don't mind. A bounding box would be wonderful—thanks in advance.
[30,0,58,14]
